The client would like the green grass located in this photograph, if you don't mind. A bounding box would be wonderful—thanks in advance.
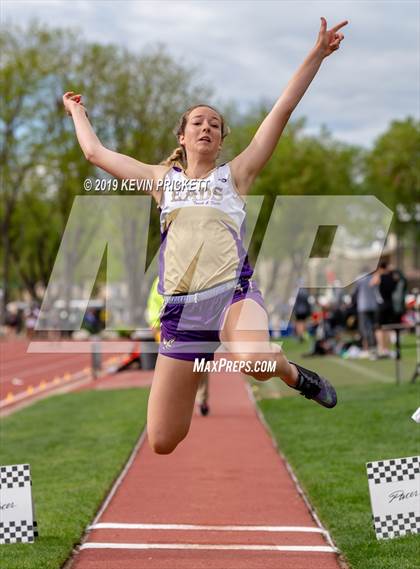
[250,334,417,399]
[0,389,149,569]
[254,336,420,569]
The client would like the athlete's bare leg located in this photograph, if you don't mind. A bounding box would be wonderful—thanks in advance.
[220,299,299,385]
[147,354,206,454]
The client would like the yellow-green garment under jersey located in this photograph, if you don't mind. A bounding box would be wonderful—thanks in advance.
[146,276,163,330]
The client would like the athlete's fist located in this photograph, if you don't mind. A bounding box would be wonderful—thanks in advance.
[62,91,88,117]
[315,17,348,58]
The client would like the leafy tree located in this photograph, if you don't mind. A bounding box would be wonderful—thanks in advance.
[0,20,75,320]
[1,21,214,318]
[363,117,420,267]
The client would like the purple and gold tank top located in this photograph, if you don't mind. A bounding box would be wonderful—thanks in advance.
[158,162,253,295]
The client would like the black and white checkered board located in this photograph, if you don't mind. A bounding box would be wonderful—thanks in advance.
[366,456,419,541]
[0,520,36,544]
[367,456,419,485]
[0,464,31,488]
[373,512,420,540]
[0,464,38,544]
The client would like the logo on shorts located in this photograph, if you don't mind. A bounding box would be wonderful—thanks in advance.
[162,337,175,349]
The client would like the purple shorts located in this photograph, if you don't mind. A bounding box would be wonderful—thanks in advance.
[159,278,267,362]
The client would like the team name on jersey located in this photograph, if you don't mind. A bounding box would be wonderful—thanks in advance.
[168,182,223,205]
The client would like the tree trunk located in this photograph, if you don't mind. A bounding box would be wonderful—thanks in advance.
[1,220,10,324]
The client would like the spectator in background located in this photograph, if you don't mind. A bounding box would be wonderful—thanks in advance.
[293,288,311,343]
[391,267,408,323]
[17,308,24,335]
[25,305,39,339]
[370,260,400,358]
[4,307,18,337]
[303,296,337,357]
[354,268,379,358]
[83,308,102,335]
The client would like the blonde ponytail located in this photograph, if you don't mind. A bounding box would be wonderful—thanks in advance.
[160,145,186,169]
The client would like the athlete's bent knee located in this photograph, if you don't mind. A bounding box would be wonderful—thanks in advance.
[149,437,179,455]
[152,442,177,455]
[231,351,277,382]
[148,427,189,455]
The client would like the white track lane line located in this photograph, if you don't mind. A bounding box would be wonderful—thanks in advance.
[89,523,326,533]
[331,357,394,382]
[244,381,340,554]
[80,543,337,553]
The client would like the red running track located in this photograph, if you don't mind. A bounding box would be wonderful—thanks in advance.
[0,340,91,397]
[68,368,344,569]
[0,339,128,414]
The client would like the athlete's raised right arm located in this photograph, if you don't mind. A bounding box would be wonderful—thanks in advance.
[63,91,163,183]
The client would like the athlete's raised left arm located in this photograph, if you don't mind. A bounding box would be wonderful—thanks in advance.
[230,17,348,194]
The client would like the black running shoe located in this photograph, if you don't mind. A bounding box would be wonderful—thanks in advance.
[199,402,210,416]
[289,361,337,408]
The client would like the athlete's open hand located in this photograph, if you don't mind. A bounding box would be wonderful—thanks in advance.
[62,91,88,117]
[315,17,348,58]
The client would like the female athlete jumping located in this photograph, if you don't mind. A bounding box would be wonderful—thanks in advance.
[64,17,348,454]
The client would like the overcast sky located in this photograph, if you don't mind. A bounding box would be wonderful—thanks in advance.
[3,0,419,148]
